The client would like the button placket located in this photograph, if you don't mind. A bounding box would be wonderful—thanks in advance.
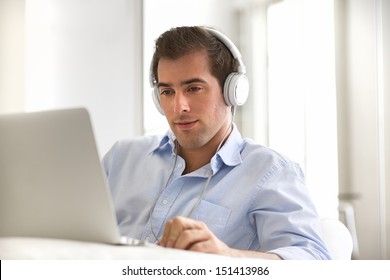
[144,178,185,241]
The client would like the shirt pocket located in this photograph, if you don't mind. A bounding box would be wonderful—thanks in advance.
[191,200,231,238]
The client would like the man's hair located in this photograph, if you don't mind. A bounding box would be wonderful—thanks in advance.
[151,26,238,90]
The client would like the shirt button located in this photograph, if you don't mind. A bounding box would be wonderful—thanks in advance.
[162,199,169,205]
[177,163,183,169]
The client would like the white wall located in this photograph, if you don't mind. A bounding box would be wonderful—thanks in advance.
[23,0,143,156]
[335,0,390,259]
[0,0,25,113]
[384,0,390,260]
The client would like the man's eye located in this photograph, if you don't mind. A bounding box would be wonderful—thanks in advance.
[188,86,202,93]
[160,89,173,95]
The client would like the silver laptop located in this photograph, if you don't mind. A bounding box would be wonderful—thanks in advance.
[0,108,144,246]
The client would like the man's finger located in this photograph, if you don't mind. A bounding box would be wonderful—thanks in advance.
[159,217,204,248]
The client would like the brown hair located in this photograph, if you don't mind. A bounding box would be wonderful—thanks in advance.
[151,26,238,90]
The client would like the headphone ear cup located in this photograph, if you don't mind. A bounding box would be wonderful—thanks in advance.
[152,87,165,115]
[223,73,249,106]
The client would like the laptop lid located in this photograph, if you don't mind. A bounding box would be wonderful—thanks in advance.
[0,108,125,244]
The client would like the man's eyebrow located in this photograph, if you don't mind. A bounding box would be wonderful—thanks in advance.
[156,82,171,88]
[157,78,207,88]
[181,78,207,85]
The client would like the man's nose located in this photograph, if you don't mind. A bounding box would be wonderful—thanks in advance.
[173,92,190,113]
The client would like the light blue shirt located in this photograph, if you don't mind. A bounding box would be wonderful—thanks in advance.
[102,126,331,260]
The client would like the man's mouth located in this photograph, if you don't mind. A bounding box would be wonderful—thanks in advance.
[174,120,198,130]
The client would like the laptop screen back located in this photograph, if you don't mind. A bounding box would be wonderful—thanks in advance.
[0,108,122,244]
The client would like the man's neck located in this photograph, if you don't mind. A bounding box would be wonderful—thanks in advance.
[179,146,215,175]
[177,125,233,175]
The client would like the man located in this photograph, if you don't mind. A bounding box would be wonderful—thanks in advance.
[103,26,331,260]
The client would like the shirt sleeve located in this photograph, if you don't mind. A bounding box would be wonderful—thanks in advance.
[250,160,332,260]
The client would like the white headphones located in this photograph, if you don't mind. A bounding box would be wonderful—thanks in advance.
[149,26,249,115]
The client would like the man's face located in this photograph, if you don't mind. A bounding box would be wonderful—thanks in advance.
[157,51,231,152]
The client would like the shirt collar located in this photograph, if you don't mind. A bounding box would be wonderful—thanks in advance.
[149,125,244,172]
[148,130,176,155]
[210,124,243,173]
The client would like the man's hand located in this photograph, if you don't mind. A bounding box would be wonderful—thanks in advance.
[157,216,231,254]
[157,216,282,259]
